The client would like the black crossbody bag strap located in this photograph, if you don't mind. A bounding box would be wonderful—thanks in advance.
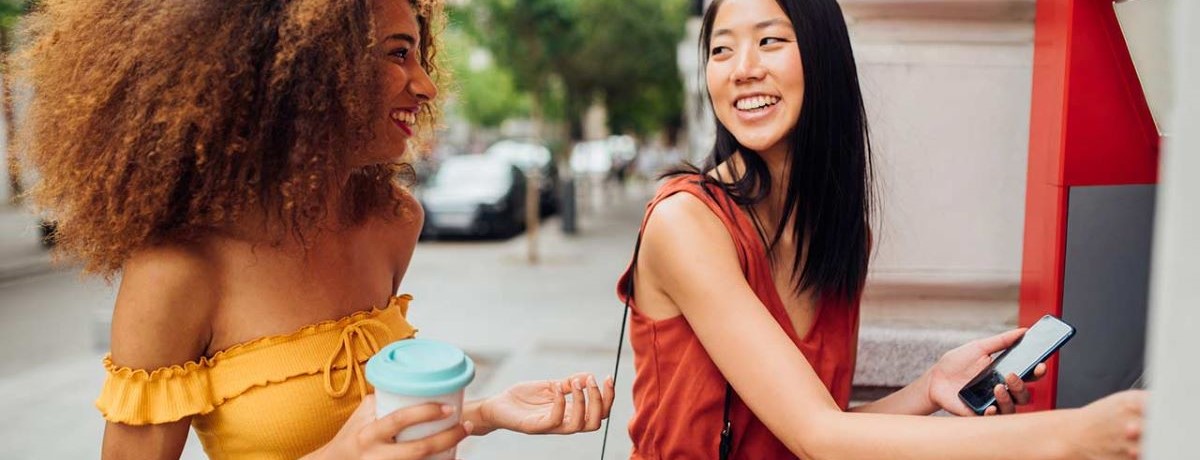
[600,230,641,460]
[719,383,734,459]
[600,229,738,460]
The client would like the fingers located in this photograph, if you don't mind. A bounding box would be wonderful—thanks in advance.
[600,375,615,420]
[983,405,998,416]
[583,375,604,431]
[365,403,455,443]
[1121,392,1146,459]
[1005,372,1031,405]
[993,383,1016,414]
[974,328,1027,354]
[547,379,566,427]
[386,420,471,459]
[561,377,586,433]
[1029,363,1047,382]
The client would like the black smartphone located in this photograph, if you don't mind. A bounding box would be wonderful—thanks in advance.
[958,315,1076,415]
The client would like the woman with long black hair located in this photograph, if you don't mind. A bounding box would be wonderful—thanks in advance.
[616,0,1145,458]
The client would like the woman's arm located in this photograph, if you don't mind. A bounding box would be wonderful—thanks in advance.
[847,373,938,415]
[638,194,1097,460]
[102,246,218,460]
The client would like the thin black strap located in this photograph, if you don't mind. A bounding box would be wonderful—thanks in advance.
[601,230,643,459]
[601,178,739,459]
[720,383,734,459]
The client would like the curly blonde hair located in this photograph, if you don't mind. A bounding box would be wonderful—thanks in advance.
[18,0,445,276]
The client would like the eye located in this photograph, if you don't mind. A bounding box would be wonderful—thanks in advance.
[389,47,410,61]
[710,45,731,57]
[760,37,787,46]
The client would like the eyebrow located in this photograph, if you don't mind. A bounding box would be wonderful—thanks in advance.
[712,18,791,38]
[385,33,418,46]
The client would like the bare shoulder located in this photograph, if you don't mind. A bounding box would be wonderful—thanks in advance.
[641,192,740,275]
[372,185,424,246]
[110,243,219,369]
[367,186,424,286]
[643,192,731,252]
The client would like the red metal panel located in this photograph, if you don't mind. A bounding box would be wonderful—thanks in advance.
[1061,0,1159,185]
[1020,0,1074,412]
[1020,0,1159,412]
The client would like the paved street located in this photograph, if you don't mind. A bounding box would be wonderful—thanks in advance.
[0,182,649,460]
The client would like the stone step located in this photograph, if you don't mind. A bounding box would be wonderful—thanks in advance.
[854,280,1018,392]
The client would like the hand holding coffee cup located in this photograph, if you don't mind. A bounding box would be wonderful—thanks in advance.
[310,395,469,460]
[366,339,476,460]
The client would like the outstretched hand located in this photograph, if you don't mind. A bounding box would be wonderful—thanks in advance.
[926,328,1047,416]
[481,372,615,435]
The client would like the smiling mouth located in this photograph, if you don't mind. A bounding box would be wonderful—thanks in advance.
[734,95,781,112]
[390,109,417,135]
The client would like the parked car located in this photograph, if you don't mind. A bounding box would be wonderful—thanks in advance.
[485,139,558,215]
[419,155,527,239]
[569,140,612,179]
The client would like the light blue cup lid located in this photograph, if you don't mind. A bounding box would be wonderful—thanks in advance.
[366,339,475,397]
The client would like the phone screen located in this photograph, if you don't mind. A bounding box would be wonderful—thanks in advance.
[958,315,1076,414]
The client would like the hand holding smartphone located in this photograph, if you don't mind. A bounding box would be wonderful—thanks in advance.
[958,315,1076,415]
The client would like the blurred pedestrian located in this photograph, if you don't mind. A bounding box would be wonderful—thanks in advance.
[615,0,1145,458]
[20,1,612,459]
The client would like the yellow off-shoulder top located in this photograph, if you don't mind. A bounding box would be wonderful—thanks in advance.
[96,294,419,459]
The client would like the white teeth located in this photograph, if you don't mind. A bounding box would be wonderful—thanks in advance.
[391,111,417,125]
[735,96,780,111]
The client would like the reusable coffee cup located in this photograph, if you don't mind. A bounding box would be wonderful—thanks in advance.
[366,338,476,460]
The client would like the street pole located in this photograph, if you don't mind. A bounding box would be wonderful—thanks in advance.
[526,169,540,264]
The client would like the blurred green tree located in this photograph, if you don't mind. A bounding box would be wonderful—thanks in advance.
[576,0,687,138]
[458,0,687,145]
[442,23,531,129]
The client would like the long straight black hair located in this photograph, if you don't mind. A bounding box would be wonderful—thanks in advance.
[679,0,874,303]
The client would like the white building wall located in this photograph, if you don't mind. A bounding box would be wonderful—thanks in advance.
[1144,0,1197,456]
[854,28,1034,286]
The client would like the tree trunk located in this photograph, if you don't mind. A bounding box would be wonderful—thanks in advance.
[1,27,22,205]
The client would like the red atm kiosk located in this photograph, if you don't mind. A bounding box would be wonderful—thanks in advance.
[1020,0,1160,411]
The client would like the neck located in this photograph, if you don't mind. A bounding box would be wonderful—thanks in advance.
[223,173,354,245]
[752,142,792,227]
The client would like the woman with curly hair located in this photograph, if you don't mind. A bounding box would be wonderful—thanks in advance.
[19,0,614,458]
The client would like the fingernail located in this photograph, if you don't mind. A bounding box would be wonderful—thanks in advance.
[587,375,597,386]
[443,405,455,415]
[463,420,475,433]
[606,375,614,385]
[573,379,583,390]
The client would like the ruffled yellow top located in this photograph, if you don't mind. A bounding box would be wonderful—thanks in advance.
[96,294,419,459]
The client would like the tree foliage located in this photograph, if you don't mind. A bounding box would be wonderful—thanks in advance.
[458,0,687,139]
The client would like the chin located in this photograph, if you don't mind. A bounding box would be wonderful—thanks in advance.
[730,131,786,153]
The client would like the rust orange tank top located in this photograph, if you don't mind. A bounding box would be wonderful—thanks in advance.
[617,174,860,460]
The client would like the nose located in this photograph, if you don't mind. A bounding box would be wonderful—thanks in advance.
[731,48,766,84]
[408,62,438,102]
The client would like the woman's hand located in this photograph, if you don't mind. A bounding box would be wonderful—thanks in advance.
[1065,390,1146,459]
[308,395,470,460]
[480,372,615,435]
[925,328,1046,416]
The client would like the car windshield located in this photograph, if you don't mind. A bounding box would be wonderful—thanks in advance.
[429,157,511,189]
